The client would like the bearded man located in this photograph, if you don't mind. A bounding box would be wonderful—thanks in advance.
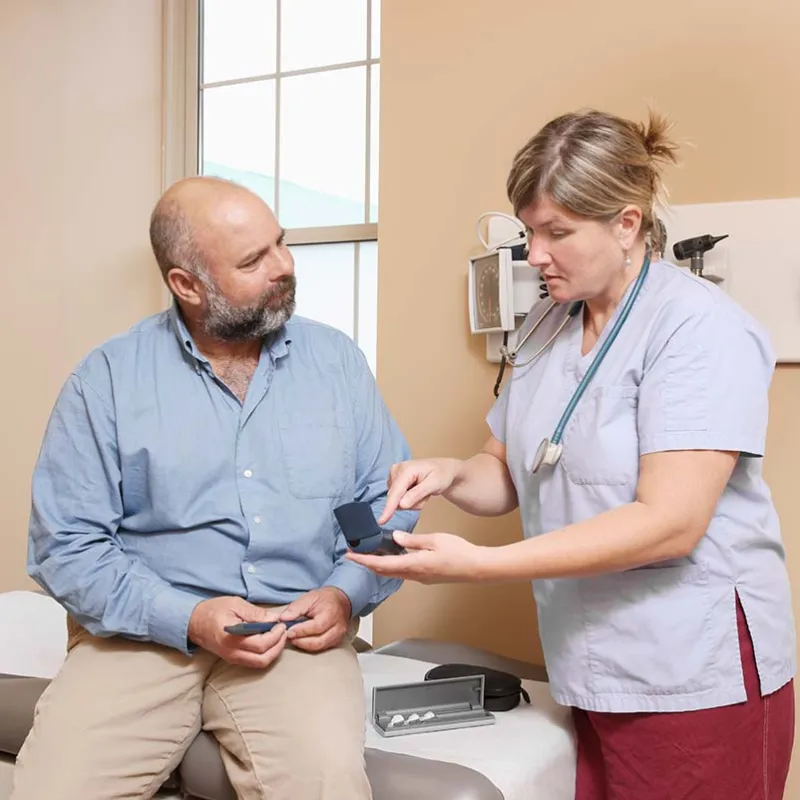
[13,177,416,800]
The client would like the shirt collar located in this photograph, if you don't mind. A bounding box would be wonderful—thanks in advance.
[168,301,292,365]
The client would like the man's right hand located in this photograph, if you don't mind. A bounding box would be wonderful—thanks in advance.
[377,457,463,525]
[188,596,287,669]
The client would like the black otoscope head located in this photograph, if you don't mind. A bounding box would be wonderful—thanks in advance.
[333,501,405,556]
[672,234,728,261]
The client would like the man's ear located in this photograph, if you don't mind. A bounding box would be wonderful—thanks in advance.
[167,268,204,307]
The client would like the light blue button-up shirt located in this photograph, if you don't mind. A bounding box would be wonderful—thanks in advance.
[28,306,417,654]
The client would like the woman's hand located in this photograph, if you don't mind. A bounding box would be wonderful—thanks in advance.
[377,458,463,525]
[345,531,487,584]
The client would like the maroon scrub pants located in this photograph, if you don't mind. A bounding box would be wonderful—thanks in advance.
[573,597,795,799]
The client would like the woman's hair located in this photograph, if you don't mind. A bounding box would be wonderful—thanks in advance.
[506,109,679,251]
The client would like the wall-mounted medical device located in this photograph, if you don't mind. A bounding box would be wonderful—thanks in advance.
[469,210,741,390]
[672,233,728,283]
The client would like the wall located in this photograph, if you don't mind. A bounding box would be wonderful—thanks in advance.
[0,1,165,591]
[375,0,800,787]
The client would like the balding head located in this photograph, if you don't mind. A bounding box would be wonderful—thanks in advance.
[149,176,264,286]
[149,176,296,343]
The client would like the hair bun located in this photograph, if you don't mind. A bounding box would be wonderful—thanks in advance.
[637,110,680,165]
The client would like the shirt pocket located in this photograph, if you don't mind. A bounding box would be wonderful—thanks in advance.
[580,563,716,695]
[278,411,346,499]
[560,385,639,486]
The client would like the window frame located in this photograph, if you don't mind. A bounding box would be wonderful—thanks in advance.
[162,0,379,247]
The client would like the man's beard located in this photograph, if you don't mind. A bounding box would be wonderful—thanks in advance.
[201,275,297,342]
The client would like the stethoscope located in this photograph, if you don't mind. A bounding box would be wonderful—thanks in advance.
[501,248,652,473]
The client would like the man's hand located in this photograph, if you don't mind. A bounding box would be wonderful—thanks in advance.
[188,596,287,669]
[268,587,352,653]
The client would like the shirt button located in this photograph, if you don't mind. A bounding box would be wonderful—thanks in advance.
[247,564,256,574]
[253,515,262,524]
[243,469,253,478]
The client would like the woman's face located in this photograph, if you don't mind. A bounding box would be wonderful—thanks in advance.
[518,195,640,305]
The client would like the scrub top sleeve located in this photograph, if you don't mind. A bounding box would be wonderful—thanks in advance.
[637,305,774,458]
[486,380,511,444]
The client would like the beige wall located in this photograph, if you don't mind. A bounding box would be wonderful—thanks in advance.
[0,1,165,591]
[375,0,800,786]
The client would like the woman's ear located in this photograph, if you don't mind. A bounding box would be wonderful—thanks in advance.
[167,268,204,307]
[617,205,643,252]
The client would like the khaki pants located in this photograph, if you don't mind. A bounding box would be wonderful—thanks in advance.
[12,617,371,800]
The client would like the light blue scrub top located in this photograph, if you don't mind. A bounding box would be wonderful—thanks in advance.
[487,260,796,713]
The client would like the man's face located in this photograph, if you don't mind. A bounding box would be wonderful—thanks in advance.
[196,194,296,342]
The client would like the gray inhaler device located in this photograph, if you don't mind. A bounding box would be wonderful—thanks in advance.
[334,501,404,556]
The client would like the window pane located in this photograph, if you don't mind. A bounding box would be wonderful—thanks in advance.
[202,0,277,84]
[201,81,277,207]
[357,241,378,374]
[369,65,379,223]
[291,243,355,338]
[370,0,381,59]
[281,0,367,72]
[279,68,367,228]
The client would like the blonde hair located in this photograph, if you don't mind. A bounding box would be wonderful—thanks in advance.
[506,109,679,252]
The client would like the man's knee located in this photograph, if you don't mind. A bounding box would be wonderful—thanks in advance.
[253,732,371,800]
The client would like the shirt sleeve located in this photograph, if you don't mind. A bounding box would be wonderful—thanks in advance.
[28,372,202,654]
[637,303,774,458]
[323,342,419,617]
[486,379,511,443]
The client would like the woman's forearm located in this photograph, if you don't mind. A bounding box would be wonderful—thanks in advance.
[480,501,699,580]
[443,452,519,517]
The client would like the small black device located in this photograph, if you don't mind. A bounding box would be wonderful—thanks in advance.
[672,233,728,283]
[224,618,309,636]
[333,501,405,555]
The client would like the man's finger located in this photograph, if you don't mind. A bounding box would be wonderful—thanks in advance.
[290,628,343,653]
[286,608,333,640]
[229,624,286,654]
[227,630,288,667]
[231,598,273,623]
[279,596,314,621]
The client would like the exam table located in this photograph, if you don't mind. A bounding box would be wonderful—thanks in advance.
[0,592,576,799]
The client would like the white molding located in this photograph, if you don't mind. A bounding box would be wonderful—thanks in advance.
[161,0,199,192]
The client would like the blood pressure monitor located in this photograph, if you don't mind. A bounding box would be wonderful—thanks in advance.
[468,250,515,334]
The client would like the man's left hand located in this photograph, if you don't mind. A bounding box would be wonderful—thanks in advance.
[268,587,352,653]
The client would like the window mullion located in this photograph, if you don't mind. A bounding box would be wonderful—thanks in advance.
[274,0,282,217]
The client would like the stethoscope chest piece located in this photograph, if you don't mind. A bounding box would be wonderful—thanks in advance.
[532,438,563,473]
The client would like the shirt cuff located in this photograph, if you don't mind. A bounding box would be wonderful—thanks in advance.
[323,561,377,618]
[147,585,203,654]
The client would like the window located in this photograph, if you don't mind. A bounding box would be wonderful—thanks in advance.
[190,0,381,372]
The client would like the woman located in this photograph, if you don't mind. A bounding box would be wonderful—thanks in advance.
[348,110,796,799]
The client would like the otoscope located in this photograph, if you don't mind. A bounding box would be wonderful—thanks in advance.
[672,233,728,283]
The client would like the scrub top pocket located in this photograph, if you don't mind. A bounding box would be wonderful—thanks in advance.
[560,385,639,486]
[580,563,716,695]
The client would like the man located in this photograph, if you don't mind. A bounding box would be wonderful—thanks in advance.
[13,177,417,800]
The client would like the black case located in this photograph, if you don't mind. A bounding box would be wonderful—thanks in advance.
[423,663,531,712]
